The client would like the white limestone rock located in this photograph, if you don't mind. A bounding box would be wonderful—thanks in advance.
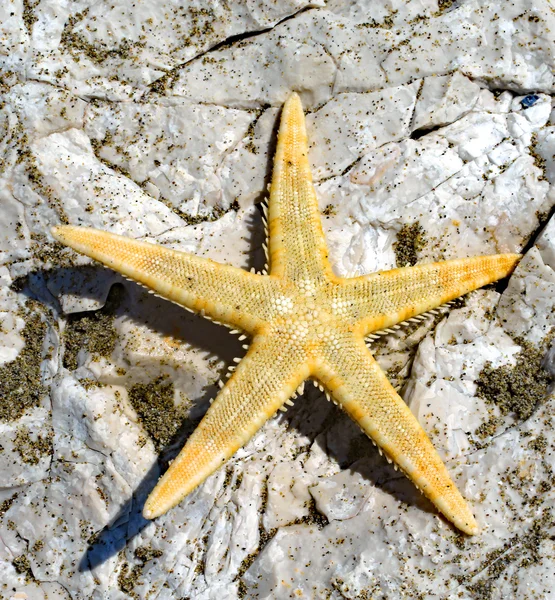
[535,125,555,181]
[1,0,555,599]
[221,107,280,208]
[325,0,440,26]
[382,0,555,92]
[31,129,185,236]
[318,92,552,278]
[497,218,555,345]
[172,1,555,107]
[171,24,338,109]
[83,100,256,217]
[306,83,420,179]
[2,0,323,100]
[412,72,482,132]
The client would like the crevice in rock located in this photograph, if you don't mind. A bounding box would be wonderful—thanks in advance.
[143,6,319,100]
[315,96,511,185]
[215,110,265,204]
[517,196,555,257]
[410,121,449,140]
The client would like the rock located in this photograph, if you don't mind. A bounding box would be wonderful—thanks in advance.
[1,0,555,598]
[412,72,482,133]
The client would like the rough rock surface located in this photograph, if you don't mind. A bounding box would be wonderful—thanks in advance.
[1,0,555,598]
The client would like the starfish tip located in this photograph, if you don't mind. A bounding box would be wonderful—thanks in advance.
[465,521,480,536]
[142,504,156,520]
[51,225,63,240]
[51,224,77,245]
[285,91,303,111]
[455,514,480,536]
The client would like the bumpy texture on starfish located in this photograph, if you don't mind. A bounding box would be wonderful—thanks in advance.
[52,93,520,535]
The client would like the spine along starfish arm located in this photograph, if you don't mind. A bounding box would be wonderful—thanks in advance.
[51,226,282,334]
[51,93,521,534]
[337,255,521,337]
[144,333,310,519]
[315,334,478,534]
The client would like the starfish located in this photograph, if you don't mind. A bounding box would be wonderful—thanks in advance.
[52,93,520,535]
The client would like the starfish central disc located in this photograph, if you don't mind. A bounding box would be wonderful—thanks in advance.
[51,93,521,535]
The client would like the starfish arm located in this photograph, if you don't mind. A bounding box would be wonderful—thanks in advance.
[268,93,333,283]
[315,335,479,535]
[143,334,310,519]
[51,225,281,333]
[336,254,521,336]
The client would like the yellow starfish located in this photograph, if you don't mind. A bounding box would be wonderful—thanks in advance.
[52,93,520,535]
